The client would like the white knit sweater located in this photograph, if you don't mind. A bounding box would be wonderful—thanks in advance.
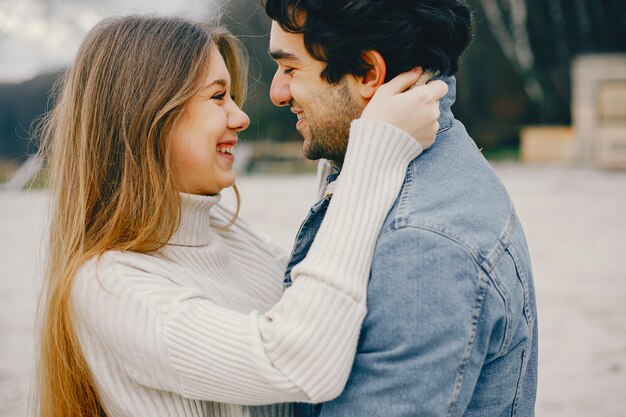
[71,119,422,417]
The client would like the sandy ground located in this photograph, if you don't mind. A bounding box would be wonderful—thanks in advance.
[1,163,625,417]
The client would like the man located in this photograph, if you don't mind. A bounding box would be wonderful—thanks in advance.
[264,1,537,416]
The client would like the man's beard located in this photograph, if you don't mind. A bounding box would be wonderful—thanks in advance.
[300,80,363,164]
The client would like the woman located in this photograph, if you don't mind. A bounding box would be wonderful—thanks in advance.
[37,15,446,417]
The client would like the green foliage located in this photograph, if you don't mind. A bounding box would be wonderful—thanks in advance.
[0,72,59,160]
[481,146,520,161]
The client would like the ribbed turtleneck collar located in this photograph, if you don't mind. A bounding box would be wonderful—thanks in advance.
[168,193,221,247]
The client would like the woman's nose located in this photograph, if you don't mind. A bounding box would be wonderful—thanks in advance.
[229,102,250,132]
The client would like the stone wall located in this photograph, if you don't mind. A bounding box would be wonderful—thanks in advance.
[521,53,626,169]
[573,54,626,169]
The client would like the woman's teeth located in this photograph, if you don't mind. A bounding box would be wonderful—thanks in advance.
[217,146,234,155]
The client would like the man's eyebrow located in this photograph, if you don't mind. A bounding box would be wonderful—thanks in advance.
[269,49,303,64]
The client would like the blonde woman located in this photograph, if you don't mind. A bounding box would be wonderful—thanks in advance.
[37,15,447,417]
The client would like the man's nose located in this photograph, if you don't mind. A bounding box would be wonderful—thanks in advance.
[269,70,291,107]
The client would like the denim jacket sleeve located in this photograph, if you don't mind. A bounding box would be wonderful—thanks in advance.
[319,226,494,417]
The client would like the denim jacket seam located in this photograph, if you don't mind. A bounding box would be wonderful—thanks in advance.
[381,211,519,360]
[395,159,416,221]
[381,220,482,263]
[384,205,517,267]
[482,207,517,356]
[446,262,489,417]
[505,244,536,402]
[506,244,534,329]
[375,224,490,416]
[480,212,519,356]
[438,121,454,134]
[283,195,331,289]
[486,267,513,356]
[392,123,456,228]
[511,344,531,417]
[482,207,516,272]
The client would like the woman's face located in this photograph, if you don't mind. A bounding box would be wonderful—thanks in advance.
[170,45,250,196]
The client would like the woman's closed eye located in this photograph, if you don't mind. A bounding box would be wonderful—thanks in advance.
[211,91,227,101]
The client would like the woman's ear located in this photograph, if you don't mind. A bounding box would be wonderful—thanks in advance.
[357,50,387,100]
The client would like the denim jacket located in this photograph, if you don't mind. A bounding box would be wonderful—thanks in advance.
[287,76,537,417]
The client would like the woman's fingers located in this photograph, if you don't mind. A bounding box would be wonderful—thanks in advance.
[409,79,448,103]
[360,70,449,151]
[375,67,423,96]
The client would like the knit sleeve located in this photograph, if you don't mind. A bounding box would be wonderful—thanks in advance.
[75,119,423,405]
[166,119,422,404]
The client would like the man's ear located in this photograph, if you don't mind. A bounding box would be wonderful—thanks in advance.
[357,50,387,100]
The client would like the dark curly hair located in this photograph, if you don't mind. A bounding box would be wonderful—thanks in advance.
[264,0,473,83]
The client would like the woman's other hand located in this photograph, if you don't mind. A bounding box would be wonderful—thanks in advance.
[361,68,448,151]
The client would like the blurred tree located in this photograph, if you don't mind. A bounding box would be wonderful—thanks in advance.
[480,0,626,124]
[9,0,601,161]
[218,0,532,150]
[218,0,297,143]
[456,0,532,150]
[0,72,58,160]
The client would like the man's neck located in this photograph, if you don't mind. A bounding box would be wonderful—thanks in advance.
[330,160,343,172]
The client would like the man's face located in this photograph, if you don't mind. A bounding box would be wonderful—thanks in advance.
[269,21,363,163]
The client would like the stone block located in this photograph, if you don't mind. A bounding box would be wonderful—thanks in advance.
[572,53,626,169]
[596,125,626,169]
[521,126,576,165]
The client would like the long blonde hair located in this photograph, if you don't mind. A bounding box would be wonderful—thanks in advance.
[36,15,247,417]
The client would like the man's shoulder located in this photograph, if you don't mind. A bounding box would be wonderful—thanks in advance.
[377,120,517,261]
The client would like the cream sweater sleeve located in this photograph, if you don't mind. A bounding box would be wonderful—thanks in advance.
[76,119,422,405]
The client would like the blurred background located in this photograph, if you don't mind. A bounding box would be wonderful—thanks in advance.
[1,0,625,416]
[1,0,625,175]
